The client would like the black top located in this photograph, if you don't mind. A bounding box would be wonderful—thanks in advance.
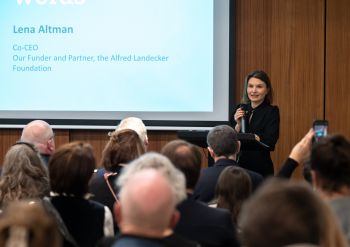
[113,235,164,247]
[276,158,299,178]
[50,196,106,247]
[231,102,280,177]
[175,194,240,247]
[163,233,201,247]
[89,167,123,234]
[193,159,263,203]
[89,167,122,213]
[98,233,200,247]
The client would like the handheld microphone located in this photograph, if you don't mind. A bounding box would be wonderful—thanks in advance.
[240,104,247,133]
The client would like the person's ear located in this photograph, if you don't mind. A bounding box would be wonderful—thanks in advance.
[236,141,241,154]
[169,210,180,229]
[144,135,149,146]
[47,139,55,153]
[207,147,215,158]
[114,201,122,226]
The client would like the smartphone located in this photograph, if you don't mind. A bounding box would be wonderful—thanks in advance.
[313,120,328,141]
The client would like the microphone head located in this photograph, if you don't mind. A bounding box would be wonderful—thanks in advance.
[240,104,249,113]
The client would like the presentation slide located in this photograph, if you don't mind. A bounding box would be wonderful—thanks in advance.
[0,0,231,128]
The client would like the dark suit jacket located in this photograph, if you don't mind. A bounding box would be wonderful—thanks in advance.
[231,102,280,177]
[193,158,263,203]
[112,235,164,247]
[175,195,240,247]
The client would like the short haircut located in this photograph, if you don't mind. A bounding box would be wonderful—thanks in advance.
[311,134,350,192]
[161,139,202,189]
[49,142,95,197]
[118,169,176,233]
[117,152,186,204]
[239,178,328,247]
[100,129,146,172]
[115,117,148,144]
[215,166,252,224]
[0,143,49,206]
[207,125,239,157]
[20,120,54,145]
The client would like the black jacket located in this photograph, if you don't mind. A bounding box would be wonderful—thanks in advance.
[175,194,240,247]
[193,159,263,203]
[231,102,280,177]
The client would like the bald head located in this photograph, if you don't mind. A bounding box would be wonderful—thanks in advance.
[118,169,177,236]
[21,120,55,155]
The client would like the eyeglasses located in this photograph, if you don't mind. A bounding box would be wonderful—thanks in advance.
[104,172,119,202]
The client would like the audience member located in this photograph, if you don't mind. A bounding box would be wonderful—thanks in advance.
[114,117,148,148]
[210,166,252,225]
[48,142,114,247]
[161,140,239,247]
[193,125,263,202]
[0,142,49,208]
[20,120,55,165]
[0,200,62,247]
[239,178,348,247]
[89,129,146,222]
[277,129,314,178]
[113,169,179,247]
[116,152,200,247]
[310,134,350,244]
[95,116,148,189]
[117,152,186,204]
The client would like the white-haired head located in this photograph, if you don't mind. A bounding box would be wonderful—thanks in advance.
[20,120,55,155]
[115,117,148,146]
[117,169,177,236]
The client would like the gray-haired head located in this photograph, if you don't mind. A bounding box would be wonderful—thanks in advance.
[207,125,239,157]
[117,152,187,204]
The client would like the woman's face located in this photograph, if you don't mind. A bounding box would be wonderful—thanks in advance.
[247,77,268,106]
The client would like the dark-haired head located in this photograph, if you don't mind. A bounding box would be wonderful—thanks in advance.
[239,178,330,247]
[161,139,202,189]
[311,134,350,192]
[101,129,146,172]
[242,70,273,105]
[49,141,95,197]
[215,166,252,224]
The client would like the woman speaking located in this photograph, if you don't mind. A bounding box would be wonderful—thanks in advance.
[232,70,280,177]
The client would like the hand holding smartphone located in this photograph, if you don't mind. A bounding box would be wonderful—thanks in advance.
[313,120,328,142]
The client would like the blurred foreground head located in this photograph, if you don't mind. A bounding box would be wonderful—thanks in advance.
[239,178,348,247]
[0,200,61,247]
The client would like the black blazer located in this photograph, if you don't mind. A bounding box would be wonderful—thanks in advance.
[231,102,280,177]
[175,194,240,247]
[193,159,263,203]
[50,196,107,247]
[113,235,164,247]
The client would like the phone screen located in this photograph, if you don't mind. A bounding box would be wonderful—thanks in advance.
[313,120,328,141]
[314,125,327,138]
